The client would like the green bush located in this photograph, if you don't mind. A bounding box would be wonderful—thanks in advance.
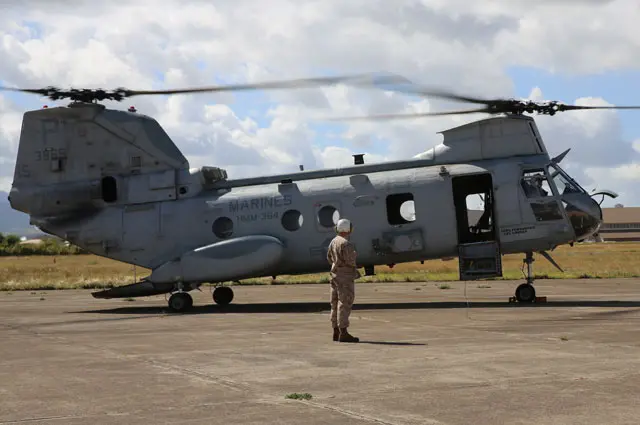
[0,232,87,256]
[4,235,20,246]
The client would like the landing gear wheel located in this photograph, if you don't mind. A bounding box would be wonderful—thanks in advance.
[168,292,193,312]
[213,286,234,305]
[515,283,536,303]
[513,251,539,303]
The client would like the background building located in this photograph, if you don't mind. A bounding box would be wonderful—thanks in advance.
[593,205,640,242]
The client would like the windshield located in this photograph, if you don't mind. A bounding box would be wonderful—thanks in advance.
[547,164,585,196]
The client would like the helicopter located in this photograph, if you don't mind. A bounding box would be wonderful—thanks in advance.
[2,72,630,312]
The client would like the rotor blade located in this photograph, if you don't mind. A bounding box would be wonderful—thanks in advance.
[373,83,496,105]
[0,86,54,96]
[122,73,410,97]
[555,104,640,112]
[325,107,491,122]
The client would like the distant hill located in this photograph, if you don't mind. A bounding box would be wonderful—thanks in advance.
[0,191,40,236]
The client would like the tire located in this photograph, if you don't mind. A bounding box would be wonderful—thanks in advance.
[168,292,193,312]
[515,283,536,303]
[213,286,234,305]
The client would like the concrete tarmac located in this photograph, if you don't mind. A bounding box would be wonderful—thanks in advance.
[2,279,640,424]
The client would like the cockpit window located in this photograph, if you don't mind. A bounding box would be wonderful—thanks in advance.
[521,169,551,198]
[520,168,564,222]
[547,164,583,195]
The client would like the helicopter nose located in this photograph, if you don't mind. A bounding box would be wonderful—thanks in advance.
[563,193,603,241]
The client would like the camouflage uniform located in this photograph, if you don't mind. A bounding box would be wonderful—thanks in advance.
[327,235,361,342]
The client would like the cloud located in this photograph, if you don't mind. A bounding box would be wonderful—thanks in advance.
[0,94,22,173]
[0,0,638,210]
[529,88,639,167]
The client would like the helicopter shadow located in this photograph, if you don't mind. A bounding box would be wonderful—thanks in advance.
[357,341,426,346]
[76,299,640,316]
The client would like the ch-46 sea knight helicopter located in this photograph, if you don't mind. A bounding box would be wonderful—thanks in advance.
[2,72,630,312]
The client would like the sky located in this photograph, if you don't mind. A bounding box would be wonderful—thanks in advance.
[1,0,639,209]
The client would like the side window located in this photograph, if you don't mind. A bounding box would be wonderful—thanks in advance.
[386,193,415,225]
[520,169,551,198]
[521,169,563,222]
[317,205,340,228]
[547,165,581,196]
[314,202,341,232]
[529,201,564,222]
[101,176,118,203]
[281,209,304,232]
[212,216,234,239]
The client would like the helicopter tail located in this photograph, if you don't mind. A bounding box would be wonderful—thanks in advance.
[8,103,189,219]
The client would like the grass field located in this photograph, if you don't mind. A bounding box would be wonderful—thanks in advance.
[1,242,640,291]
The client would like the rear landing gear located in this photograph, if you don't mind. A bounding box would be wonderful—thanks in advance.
[166,282,235,311]
[168,291,193,312]
[213,285,234,305]
[515,252,536,303]
[167,282,195,313]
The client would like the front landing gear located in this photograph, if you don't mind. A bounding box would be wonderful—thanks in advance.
[514,252,537,303]
[213,285,234,305]
[515,282,536,303]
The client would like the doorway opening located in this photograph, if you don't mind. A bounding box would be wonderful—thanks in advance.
[101,176,118,203]
[452,173,496,244]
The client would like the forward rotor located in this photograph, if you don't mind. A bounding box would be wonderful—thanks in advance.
[327,79,640,121]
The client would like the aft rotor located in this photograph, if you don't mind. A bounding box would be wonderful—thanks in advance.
[0,72,409,104]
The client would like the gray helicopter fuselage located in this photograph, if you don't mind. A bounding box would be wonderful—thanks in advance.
[72,154,570,277]
[8,104,603,285]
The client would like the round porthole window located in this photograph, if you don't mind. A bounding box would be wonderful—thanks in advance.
[212,216,234,239]
[281,209,304,231]
[318,205,339,228]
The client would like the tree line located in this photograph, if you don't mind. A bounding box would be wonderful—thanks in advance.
[0,233,86,256]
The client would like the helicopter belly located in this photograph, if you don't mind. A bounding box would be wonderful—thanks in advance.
[148,235,284,284]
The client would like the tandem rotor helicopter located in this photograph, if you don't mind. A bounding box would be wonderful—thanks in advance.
[2,72,630,312]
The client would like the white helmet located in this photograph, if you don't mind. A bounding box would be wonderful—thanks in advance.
[335,218,352,233]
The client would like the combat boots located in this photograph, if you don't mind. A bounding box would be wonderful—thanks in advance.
[333,327,339,341]
[338,328,359,343]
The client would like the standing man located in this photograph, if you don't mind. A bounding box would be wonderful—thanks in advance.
[327,218,360,343]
